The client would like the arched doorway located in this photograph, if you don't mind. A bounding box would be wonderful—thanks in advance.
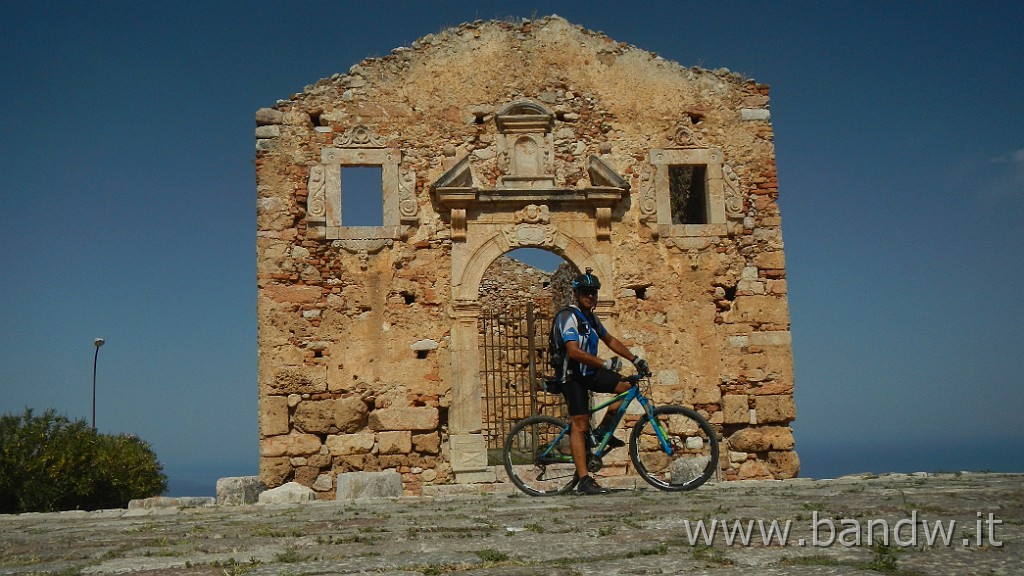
[477,249,573,461]
[444,225,616,478]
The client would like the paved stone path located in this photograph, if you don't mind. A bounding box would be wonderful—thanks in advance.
[2,473,1021,576]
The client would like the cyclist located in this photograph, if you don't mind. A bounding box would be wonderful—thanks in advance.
[554,268,650,495]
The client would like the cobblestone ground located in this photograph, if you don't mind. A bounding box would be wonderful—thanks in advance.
[2,473,1021,576]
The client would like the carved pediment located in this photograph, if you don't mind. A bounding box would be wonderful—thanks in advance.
[495,100,555,133]
[430,99,630,243]
[588,156,631,190]
[434,155,474,189]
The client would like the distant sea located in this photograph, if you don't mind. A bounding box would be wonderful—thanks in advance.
[796,436,1024,479]
[166,462,256,497]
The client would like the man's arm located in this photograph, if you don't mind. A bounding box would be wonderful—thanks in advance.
[565,333,636,370]
[565,340,606,370]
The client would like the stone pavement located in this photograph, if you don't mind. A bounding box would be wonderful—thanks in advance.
[2,473,1021,576]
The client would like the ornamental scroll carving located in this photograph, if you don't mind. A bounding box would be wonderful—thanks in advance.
[671,124,706,148]
[333,124,386,148]
[723,163,744,218]
[399,168,418,222]
[307,164,327,219]
[638,165,657,222]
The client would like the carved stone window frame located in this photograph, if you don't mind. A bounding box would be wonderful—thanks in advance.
[305,127,418,243]
[644,147,742,238]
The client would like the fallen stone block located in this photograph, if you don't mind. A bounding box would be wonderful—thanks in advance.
[257,481,317,505]
[128,496,215,509]
[216,476,267,506]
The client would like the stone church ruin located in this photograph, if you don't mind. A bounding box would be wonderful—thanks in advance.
[255,16,797,496]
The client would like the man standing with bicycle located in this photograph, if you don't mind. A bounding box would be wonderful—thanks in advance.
[555,268,650,495]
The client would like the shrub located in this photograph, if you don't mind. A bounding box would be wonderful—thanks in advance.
[0,408,168,513]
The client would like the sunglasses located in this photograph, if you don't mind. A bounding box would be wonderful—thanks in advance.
[579,288,599,297]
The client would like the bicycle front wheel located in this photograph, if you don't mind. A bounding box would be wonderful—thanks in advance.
[503,415,577,496]
[629,406,719,491]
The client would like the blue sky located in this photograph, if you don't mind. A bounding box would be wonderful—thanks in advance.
[2,1,1021,495]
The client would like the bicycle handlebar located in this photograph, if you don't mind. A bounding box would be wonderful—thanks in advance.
[625,372,652,385]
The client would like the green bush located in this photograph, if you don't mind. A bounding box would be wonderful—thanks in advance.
[0,408,168,513]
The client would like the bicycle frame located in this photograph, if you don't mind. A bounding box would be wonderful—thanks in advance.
[536,376,674,463]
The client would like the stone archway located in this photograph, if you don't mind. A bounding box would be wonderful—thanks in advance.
[444,224,616,478]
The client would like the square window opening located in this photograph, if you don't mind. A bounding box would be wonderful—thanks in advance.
[341,166,384,226]
[668,165,708,225]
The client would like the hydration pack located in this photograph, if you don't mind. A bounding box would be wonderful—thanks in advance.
[547,307,590,383]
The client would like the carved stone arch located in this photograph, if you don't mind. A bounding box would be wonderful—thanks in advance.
[452,228,609,302]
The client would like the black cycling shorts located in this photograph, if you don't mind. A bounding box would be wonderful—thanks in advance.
[562,368,621,416]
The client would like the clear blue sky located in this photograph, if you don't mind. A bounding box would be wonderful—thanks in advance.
[2,1,1021,495]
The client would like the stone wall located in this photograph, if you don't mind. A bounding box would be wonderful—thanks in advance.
[256,15,797,496]
[477,256,553,314]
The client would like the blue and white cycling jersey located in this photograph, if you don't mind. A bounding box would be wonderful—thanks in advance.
[556,305,607,377]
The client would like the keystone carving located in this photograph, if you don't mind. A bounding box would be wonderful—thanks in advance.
[514,204,550,224]
[502,223,556,248]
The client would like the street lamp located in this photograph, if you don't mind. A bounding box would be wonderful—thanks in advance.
[92,338,104,430]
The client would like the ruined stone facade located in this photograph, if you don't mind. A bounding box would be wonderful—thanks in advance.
[256,16,797,496]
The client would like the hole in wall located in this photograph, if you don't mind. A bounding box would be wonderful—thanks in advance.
[724,285,737,301]
[635,287,647,300]
[415,350,429,360]
[309,110,323,126]
[402,292,416,305]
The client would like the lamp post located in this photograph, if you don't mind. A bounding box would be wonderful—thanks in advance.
[92,338,104,430]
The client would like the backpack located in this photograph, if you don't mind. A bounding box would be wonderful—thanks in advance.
[546,307,590,388]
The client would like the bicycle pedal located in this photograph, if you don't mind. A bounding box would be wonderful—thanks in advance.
[604,435,625,450]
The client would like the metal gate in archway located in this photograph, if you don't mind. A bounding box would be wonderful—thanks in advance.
[480,302,567,456]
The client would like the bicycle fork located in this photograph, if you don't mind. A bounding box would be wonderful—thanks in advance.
[636,395,675,455]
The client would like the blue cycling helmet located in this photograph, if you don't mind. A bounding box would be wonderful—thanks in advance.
[572,268,601,291]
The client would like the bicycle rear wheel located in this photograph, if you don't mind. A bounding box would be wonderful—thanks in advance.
[503,415,577,496]
[629,406,719,491]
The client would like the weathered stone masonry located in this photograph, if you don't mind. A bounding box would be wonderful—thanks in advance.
[256,16,797,497]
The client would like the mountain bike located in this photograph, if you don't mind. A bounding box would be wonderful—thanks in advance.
[502,373,720,496]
